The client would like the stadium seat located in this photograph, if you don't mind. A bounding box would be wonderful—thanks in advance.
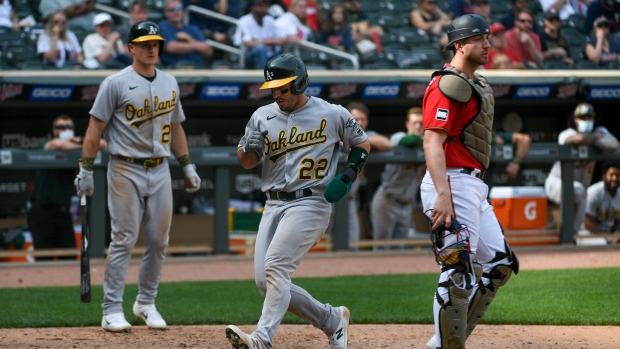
[543,61,566,70]
[565,13,586,30]
[576,60,597,69]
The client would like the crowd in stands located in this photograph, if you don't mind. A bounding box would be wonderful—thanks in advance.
[1,0,620,70]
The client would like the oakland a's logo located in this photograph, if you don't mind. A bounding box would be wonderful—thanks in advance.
[265,119,328,163]
[149,26,157,34]
[265,71,274,81]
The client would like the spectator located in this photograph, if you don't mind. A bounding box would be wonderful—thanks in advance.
[233,0,284,69]
[472,0,492,23]
[539,8,574,67]
[584,16,620,67]
[583,160,620,245]
[115,0,149,47]
[82,13,129,69]
[39,0,97,34]
[448,0,474,18]
[505,9,544,68]
[275,0,314,44]
[159,0,213,68]
[370,107,425,250]
[183,0,239,44]
[582,0,620,36]
[501,0,539,32]
[37,11,84,69]
[544,102,619,239]
[319,3,353,51]
[342,0,384,43]
[0,0,19,31]
[343,102,391,249]
[539,0,589,21]
[483,22,525,69]
[26,115,106,261]
[410,0,452,38]
[283,0,321,31]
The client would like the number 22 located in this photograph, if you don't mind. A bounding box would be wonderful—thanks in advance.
[299,158,328,180]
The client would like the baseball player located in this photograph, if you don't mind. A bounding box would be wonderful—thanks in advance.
[74,20,201,332]
[370,107,425,249]
[225,53,370,349]
[421,14,519,349]
[584,160,620,244]
[544,102,619,240]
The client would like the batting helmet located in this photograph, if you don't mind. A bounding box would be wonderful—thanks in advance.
[442,14,490,51]
[128,21,165,56]
[260,53,309,95]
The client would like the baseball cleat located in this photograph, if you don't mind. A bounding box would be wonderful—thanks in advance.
[329,306,350,349]
[101,313,131,332]
[133,301,167,330]
[225,325,265,349]
[426,336,437,349]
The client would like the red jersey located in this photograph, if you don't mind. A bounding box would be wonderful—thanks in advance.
[422,73,483,170]
[483,48,522,69]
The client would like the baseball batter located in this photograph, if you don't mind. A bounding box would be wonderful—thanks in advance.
[584,161,620,240]
[421,15,518,349]
[370,107,425,249]
[225,53,370,349]
[75,21,201,333]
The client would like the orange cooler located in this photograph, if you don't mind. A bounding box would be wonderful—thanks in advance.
[489,186,548,230]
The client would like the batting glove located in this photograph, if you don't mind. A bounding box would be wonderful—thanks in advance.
[244,130,268,156]
[75,169,94,197]
[183,164,201,193]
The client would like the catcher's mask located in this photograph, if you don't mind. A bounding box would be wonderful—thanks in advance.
[425,210,471,270]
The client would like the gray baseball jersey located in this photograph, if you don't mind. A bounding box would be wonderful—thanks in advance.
[585,181,620,232]
[379,132,425,201]
[90,66,186,158]
[238,96,367,193]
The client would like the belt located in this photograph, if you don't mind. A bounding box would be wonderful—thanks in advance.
[112,155,165,168]
[267,188,313,201]
[460,167,485,179]
[385,193,412,205]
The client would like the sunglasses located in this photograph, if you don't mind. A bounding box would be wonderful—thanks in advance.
[518,18,532,24]
[54,125,73,130]
[53,19,66,24]
[166,4,183,11]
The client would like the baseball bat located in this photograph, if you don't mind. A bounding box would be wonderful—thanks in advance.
[80,192,91,303]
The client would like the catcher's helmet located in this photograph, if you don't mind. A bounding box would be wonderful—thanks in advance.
[128,21,165,56]
[260,53,309,95]
[442,14,490,51]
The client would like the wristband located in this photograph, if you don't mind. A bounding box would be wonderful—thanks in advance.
[177,154,192,167]
[512,154,523,164]
[81,157,95,171]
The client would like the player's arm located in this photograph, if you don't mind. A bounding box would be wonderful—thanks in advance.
[584,214,604,234]
[368,133,391,151]
[505,132,531,179]
[171,123,201,193]
[324,139,370,203]
[423,128,453,229]
[44,137,83,151]
[237,146,261,169]
[75,116,107,197]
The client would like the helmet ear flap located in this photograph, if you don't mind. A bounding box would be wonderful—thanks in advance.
[291,69,309,95]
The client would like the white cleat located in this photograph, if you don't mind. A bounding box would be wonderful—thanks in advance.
[225,325,265,349]
[426,336,437,349]
[133,301,167,330]
[329,306,350,349]
[101,313,131,333]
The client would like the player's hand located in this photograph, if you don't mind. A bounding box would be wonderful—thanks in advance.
[75,169,94,197]
[324,164,358,203]
[505,162,519,179]
[183,164,201,193]
[431,192,454,230]
[245,130,268,155]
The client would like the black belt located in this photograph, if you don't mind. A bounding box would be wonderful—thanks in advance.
[385,193,412,205]
[267,188,313,201]
[112,155,165,168]
[460,167,484,179]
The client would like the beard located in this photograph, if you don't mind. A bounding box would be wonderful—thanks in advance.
[605,181,618,196]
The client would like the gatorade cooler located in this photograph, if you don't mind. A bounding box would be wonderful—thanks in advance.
[489,186,548,230]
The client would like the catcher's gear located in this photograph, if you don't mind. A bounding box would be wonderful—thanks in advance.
[182,164,201,193]
[75,168,94,197]
[260,53,309,95]
[128,20,165,56]
[244,130,268,156]
[443,14,490,51]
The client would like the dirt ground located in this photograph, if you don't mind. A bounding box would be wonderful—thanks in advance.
[1,247,620,349]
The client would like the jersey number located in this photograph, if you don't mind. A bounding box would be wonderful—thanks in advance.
[299,158,328,180]
[161,124,171,144]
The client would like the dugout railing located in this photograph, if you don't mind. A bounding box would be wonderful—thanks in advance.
[1,143,619,259]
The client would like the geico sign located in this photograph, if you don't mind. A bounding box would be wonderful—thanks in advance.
[590,88,620,99]
[524,201,537,220]
[204,85,239,96]
[364,85,399,96]
[305,86,321,96]
[515,87,550,98]
[32,88,72,98]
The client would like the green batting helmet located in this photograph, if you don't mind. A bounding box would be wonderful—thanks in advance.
[128,21,165,56]
[442,14,490,51]
[260,53,309,95]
